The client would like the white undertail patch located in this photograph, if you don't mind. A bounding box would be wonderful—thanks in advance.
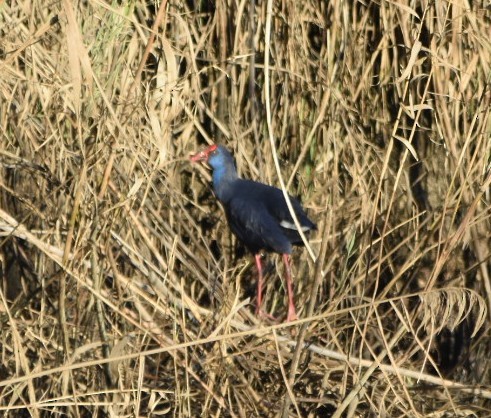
[280,220,311,232]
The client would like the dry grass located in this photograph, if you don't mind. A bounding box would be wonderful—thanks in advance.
[0,0,490,416]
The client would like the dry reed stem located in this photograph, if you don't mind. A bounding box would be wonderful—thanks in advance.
[1,0,490,416]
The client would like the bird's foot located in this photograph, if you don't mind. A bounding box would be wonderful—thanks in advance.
[286,309,298,322]
[256,309,279,323]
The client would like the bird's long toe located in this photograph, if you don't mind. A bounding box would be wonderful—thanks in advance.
[257,309,279,322]
[286,303,298,322]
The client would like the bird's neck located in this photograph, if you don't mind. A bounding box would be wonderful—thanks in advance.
[212,164,238,202]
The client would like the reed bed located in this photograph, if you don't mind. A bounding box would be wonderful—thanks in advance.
[0,0,490,416]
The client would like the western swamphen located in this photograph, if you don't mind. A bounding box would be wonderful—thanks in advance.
[191,144,316,321]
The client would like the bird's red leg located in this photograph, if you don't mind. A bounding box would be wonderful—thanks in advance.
[283,254,298,322]
[254,254,264,315]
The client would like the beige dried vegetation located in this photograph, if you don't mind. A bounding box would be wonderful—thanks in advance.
[0,0,490,416]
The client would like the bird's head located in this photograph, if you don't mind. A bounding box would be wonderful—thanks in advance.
[190,144,233,171]
[190,144,238,199]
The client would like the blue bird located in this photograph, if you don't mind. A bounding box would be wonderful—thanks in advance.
[191,144,316,321]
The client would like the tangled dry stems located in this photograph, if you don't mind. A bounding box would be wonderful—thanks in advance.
[0,0,490,416]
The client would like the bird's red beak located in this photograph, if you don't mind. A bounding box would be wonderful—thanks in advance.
[190,144,218,163]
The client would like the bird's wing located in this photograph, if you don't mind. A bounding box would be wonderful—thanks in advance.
[226,195,293,254]
[260,186,316,231]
